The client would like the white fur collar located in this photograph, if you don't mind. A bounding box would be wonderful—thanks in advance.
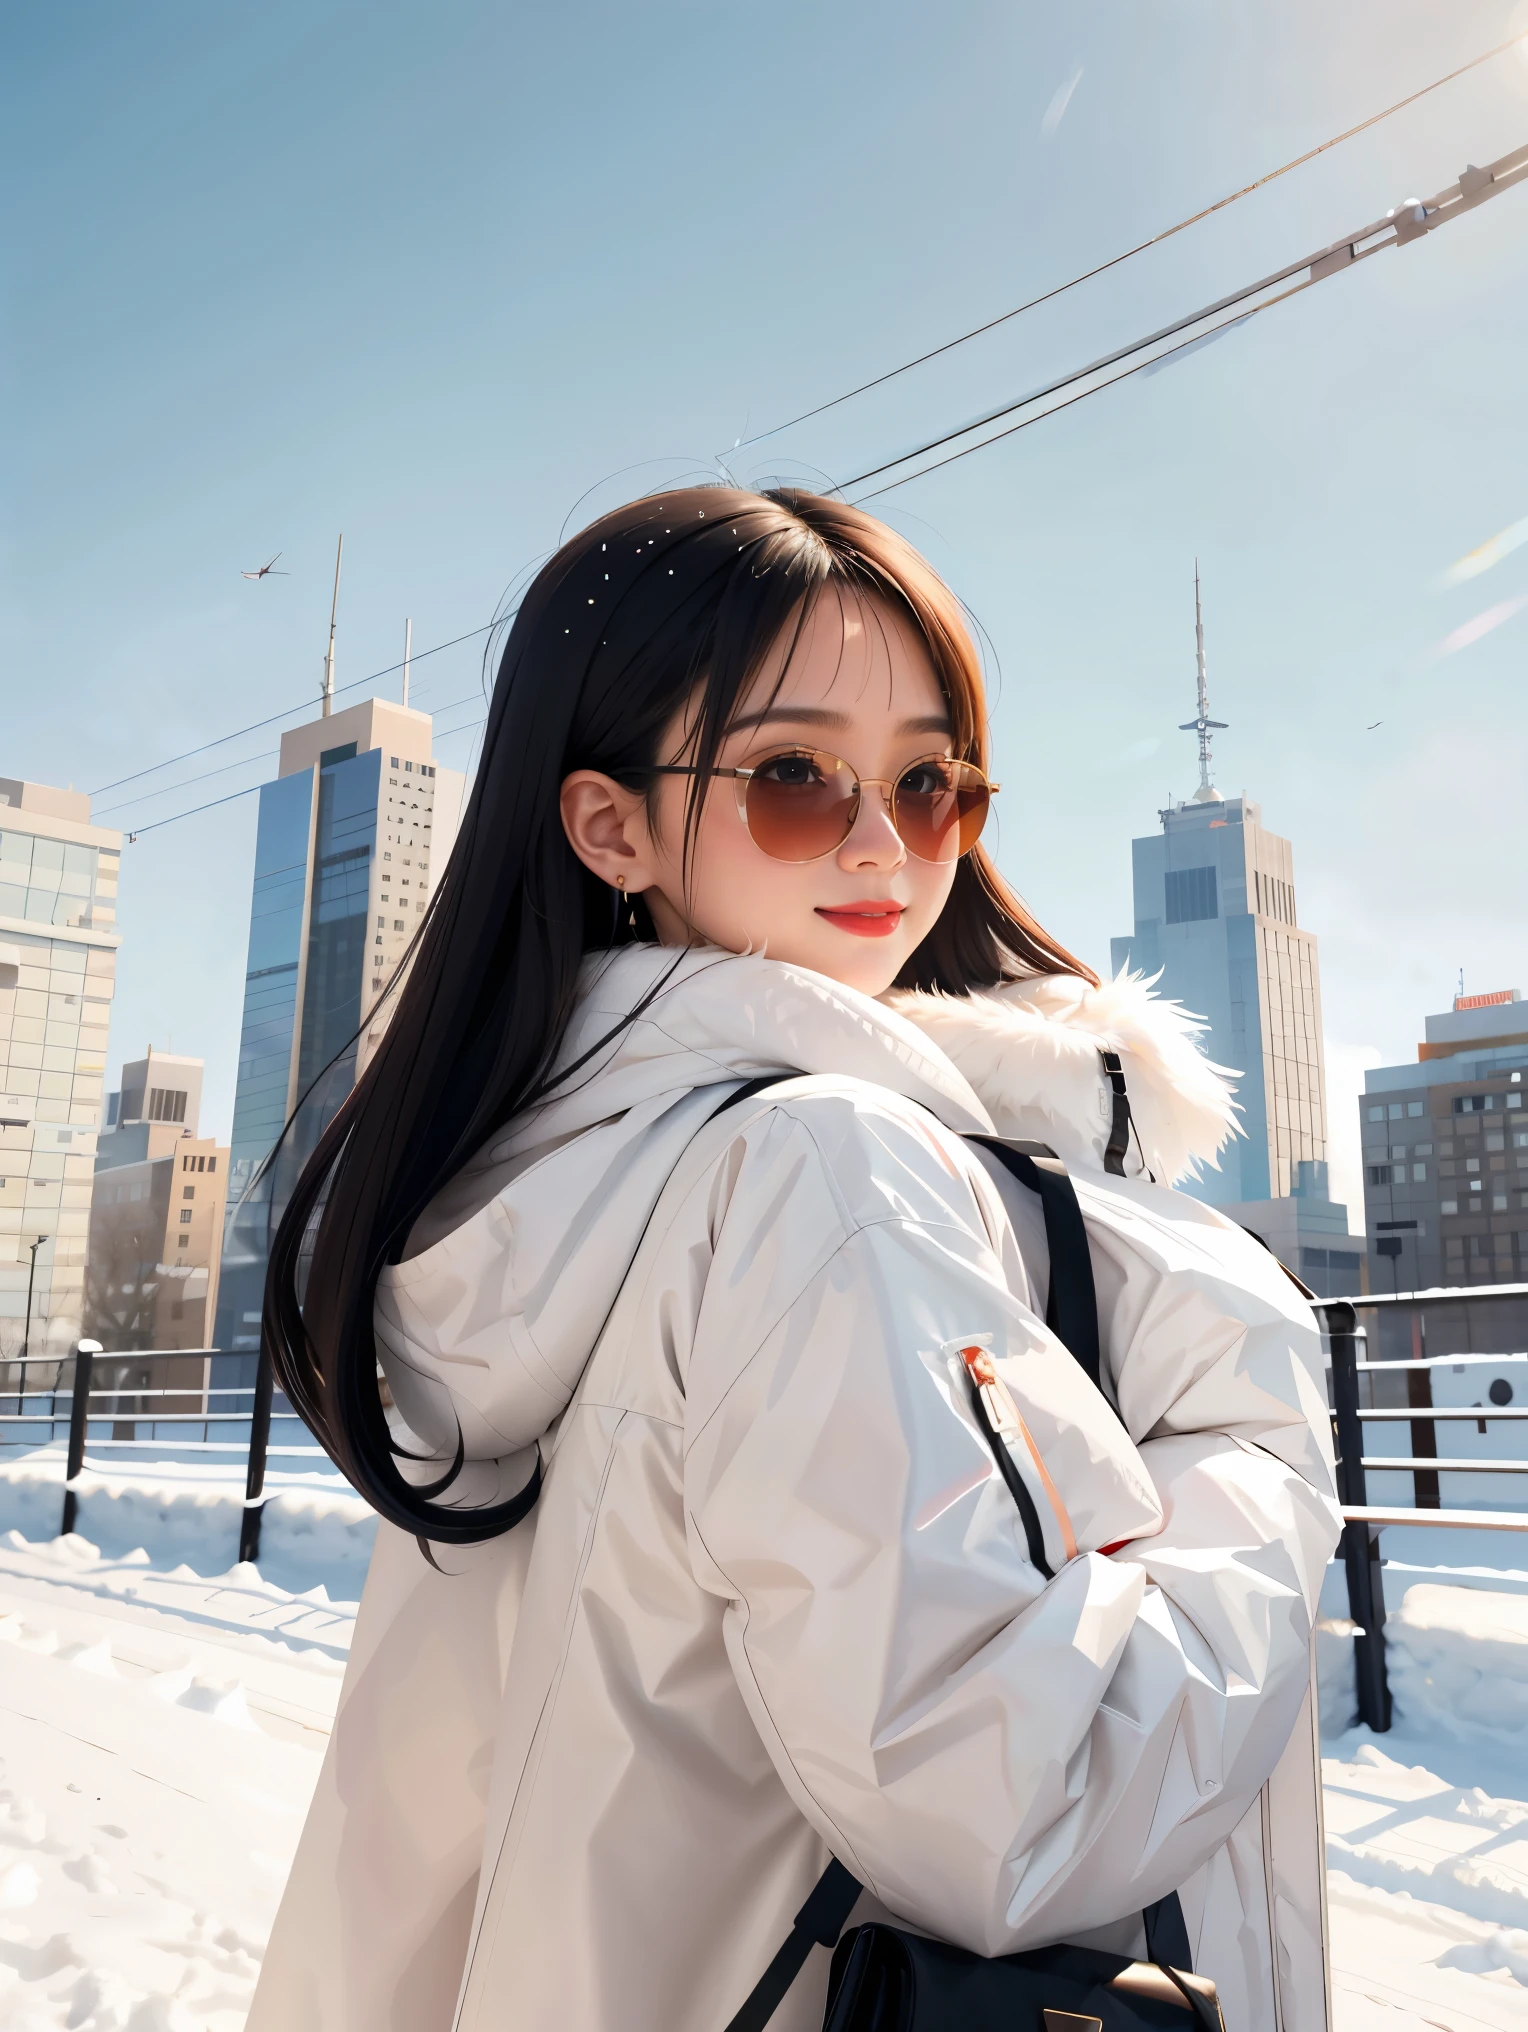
[886,972,1240,1186]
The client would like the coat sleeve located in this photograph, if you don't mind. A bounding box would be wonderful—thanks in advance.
[681,1100,1338,1957]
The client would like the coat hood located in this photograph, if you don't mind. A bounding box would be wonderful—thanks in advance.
[886,970,1240,1187]
[375,949,1238,1497]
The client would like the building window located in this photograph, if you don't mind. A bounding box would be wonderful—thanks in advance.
[147,1086,188,1123]
[1407,1101,1423,1117]
[1470,1179,1483,1193]
[1367,1164,1392,1186]
[179,1208,193,1224]
[393,918,405,931]
[1466,1158,1480,1173]
[1442,1199,1458,1215]
[1391,1145,1406,1160]
[183,1185,194,1200]
[1493,1194,1508,1211]
[1416,1143,1433,1156]
[1367,1106,1384,1123]
[1388,1104,1403,1120]
[177,1232,189,1246]
[1508,1091,1523,1109]
[1165,866,1217,924]
[207,1156,216,1174]
[391,757,399,768]
[1413,1163,1427,1182]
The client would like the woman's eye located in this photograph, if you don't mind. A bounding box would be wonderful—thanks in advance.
[898,762,950,797]
[758,753,822,789]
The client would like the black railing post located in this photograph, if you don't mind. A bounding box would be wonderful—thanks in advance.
[238,1341,274,1565]
[1326,1301,1391,1732]
[60,1339,101,1537]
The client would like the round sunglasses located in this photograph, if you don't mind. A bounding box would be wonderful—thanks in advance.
[646,748,996,865]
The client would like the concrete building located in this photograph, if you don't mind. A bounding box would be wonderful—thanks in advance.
[1359,991,1528,1336]
[85,1050,229,1351]
[0,777,121,1364]
[214,699,465,1356]
[1110,577,1361,1294]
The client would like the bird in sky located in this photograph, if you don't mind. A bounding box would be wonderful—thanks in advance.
[242,553,289,581]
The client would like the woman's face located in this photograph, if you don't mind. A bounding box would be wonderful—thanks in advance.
[561,590,967,998]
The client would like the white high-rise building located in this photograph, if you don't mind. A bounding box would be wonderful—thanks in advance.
[1110,580,1362,1294]
[0,777,122,1360]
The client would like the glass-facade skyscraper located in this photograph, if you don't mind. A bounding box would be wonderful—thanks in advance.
[214,699,464,1357]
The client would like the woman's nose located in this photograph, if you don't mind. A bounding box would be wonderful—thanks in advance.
[837,783,905,871]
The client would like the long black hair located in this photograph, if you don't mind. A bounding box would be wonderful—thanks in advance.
[264,486,1095,1544]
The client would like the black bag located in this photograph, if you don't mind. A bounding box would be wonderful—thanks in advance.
[708,1082,1225,2032]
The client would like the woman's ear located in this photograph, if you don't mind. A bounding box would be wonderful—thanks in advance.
[560,771,661,890]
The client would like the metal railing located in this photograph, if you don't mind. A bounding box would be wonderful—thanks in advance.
[6,1286,1526,1695]
[0,1339,314,1562]
[1316,1284,1528,1734]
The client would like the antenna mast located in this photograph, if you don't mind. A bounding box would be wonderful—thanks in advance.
[1179,560,1227,800]
[321,533,344,718]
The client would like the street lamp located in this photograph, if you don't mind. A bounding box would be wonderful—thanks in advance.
[17,1235,49,1420]
[21,1234,49,1361]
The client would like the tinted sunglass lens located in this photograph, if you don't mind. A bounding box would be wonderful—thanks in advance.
[743,752,859,862]
[894,760,989,861]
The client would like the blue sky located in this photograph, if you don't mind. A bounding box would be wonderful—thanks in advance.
[5,0,1527,1213]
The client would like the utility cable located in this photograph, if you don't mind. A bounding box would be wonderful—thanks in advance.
[730,27,1528,454]
[89,623,496,798]
[123,697,491,838]
[846,137,1528,499]
[100,688,489,821]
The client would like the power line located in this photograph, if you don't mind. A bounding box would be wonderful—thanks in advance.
[730,27,1528,454]
[89,622,497,798]
[102,688,490,822]
[846,137,1528,500]
[121,694,492,838]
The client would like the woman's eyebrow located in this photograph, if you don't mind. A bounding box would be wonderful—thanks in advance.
[728,705,953,735]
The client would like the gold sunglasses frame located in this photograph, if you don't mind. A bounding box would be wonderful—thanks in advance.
[644,749,999,865]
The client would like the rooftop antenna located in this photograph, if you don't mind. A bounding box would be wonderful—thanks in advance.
[1179,560,1227,802]
[321,533,344,718]
[402,617,412,710]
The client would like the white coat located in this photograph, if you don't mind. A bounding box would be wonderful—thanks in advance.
[248,946,1340,2032]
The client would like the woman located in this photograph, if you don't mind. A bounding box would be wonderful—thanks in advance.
[249,488,1339,2032]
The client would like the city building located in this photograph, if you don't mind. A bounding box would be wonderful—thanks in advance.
[214,698,465,1357]
[1359,990,1528,1339]
[0,777,121,1365]
[1110,575,1362,1294]
[85,1050,229,1351]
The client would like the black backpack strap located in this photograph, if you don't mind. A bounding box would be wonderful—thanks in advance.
[1099,1050,1131,1177]
[967,1138,1102,1393]
[722,1860,862,2032]
[1143,1890,1192,1970]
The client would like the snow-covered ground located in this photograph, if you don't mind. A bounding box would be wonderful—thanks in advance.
[1,1452,1526,2029]
[1319,1586,1528,2031]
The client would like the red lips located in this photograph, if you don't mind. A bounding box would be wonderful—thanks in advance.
[814,901,907,939]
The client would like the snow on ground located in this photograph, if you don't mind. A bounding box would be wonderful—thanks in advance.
[1,1447,1527,2029]
[1318,1582,1528,2032]
[0,1521,354,2030]
[0,1454,375,1604]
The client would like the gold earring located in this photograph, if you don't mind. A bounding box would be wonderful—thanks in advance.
[616,874,637,933]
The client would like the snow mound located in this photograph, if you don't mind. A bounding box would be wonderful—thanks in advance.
[0,1456,376,1600]
[1318,1584,1528,1742]
[1387,1583,1528,1740]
